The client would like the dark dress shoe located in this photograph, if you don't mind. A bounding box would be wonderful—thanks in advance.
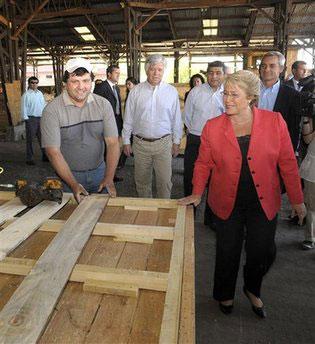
[26,160,35,166]
[114,175,123,183]
[243,287,266,319]
[219,302,234,315]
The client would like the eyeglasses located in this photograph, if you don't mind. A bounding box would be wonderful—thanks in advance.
[221,91,240,99]
[30,81,38,84]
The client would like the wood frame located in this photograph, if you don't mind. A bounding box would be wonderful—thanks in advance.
[0,192,194,343]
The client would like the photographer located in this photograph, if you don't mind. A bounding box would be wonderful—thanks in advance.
[300,117,315,250]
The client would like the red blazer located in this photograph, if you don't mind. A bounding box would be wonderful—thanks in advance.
[192,107,303,220]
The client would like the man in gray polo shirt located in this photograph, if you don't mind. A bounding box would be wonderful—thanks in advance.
[41,58,120,203]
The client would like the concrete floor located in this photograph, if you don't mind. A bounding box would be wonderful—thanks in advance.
[0,140,314,344]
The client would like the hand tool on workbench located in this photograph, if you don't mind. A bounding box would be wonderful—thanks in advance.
[0,178,63,207]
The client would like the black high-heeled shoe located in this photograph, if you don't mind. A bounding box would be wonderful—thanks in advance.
[219,302,234,315]
[243,287,266,319]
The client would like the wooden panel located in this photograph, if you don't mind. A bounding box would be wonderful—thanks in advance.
[127,209,174,344]
[0,197,27,226]
[5,81,21,126]
[0,196,108,344]
[108,197,178,209]
[84,209,157,344]
[83,279,139,298]
[0,192,16,201]
[159,206,186,344]
[39,203,123,344]
[179,206,195,344]
[0,195,71,261]
[38,220,174,241]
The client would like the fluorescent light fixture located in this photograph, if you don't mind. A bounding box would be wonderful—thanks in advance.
[74,26,91,34]
[202,19,218,28]
[81,34,97,41]
[203,28,218,36]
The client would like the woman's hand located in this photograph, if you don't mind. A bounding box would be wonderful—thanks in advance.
[178,194,202,207]
[291,203,307,225]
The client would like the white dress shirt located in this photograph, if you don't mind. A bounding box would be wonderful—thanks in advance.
[183,83,224,136]
[21,89,46,120]
[258,80,280,111]
[122,81,182,144]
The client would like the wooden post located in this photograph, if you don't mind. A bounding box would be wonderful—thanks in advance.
[21,30,27,93]
[174,46,179,83]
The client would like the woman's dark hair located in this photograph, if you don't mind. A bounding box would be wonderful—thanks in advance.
[189,74,205,89]
[62,67,94,83]
[126,77,138,86]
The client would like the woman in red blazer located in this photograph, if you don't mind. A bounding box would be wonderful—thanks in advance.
[179,70,306,318]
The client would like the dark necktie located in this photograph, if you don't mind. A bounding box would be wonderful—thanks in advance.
[112,85,120,115]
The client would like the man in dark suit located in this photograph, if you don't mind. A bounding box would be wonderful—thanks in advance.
[259,51,301,152]
[94,64,124,180]
[285,60,307,91]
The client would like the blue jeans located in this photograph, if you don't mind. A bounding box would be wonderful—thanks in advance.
[63,161,108,194]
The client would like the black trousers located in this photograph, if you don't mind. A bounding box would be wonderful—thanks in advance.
[183,133,200,196]
[25,116,46,161]
[212,202,277,301]
[184,133,214,222]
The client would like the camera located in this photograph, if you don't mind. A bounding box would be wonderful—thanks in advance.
[299,72,315,118]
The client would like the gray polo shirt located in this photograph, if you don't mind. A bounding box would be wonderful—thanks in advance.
[41,91,118,171]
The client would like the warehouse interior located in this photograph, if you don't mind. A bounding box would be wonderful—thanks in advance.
[0,1,315,343]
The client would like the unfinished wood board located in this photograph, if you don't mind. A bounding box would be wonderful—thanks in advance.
[0,195,71,261]
[0,192,16,201]
[39,204,124,344]
[85,209,158,344]
[0,197,27,226]
[0,257,168,292]
[83,279,139,298]
[159,206,186,344]
[0,196,194,343]
[127,209,173,344]
[5,81,21,126]
[39,220,174,241]
[0,196,108,344]
[108,197,178,209]
[178,206,195,344]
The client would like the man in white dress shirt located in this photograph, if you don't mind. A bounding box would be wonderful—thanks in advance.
[183,61,226,197]
[122,54,182,198]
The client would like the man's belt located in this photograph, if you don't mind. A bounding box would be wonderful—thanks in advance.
[134,134,170,142]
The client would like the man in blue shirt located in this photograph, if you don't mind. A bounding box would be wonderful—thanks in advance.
[258,51,301,152]
[21,76,47,165]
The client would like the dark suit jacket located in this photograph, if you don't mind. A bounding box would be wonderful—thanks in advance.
[284,78,295,90]
[94,80,122,133]
[273,83,301,151]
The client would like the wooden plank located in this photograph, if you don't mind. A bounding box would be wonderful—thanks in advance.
[178,206,195,344]
[0,195,108,344]
[108,197,178,209]
[39,204,123,344]
[127,209,174,343]
[0,258,168,292]
[83,279,139,298]
[159,206,186,344]
[0,195,71,261]
[0,192,15,201]
[85,209,157,343]
[125,205,159,211]
[39,220,174,241]
[0,197,27,226]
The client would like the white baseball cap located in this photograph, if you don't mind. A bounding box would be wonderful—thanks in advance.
[65,58,92,73]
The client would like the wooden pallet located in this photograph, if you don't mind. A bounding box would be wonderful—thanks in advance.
[0,192,195,344]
